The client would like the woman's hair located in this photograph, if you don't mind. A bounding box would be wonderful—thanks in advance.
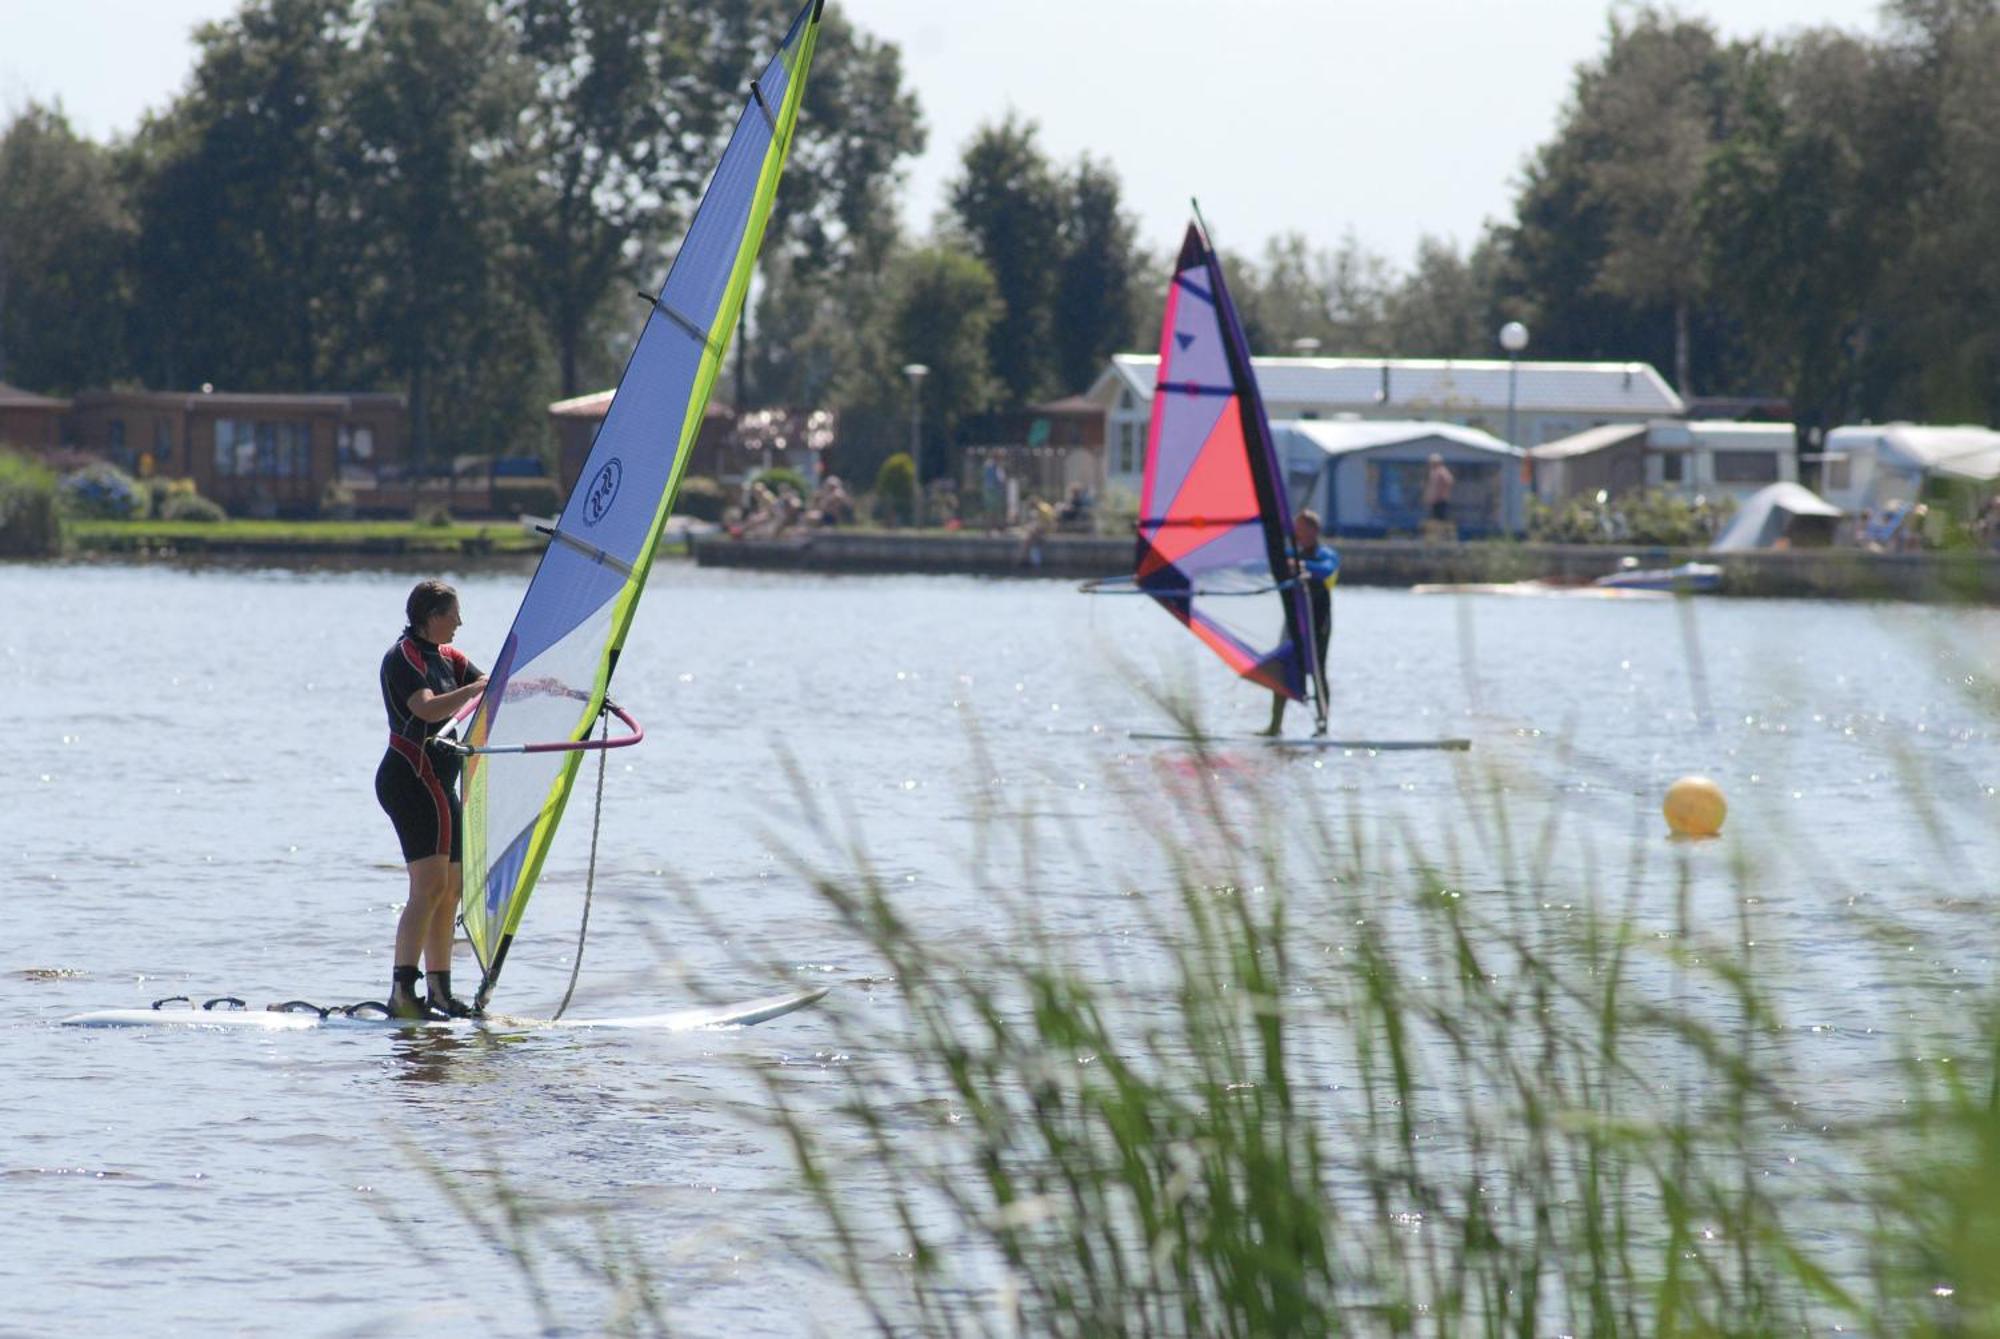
[406,579,458,630]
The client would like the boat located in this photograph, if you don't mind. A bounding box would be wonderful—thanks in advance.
[1591,559,1723,593]
[62,0,829,1029]
[1083,213,1330,733]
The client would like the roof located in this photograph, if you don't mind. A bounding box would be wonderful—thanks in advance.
[1532,422,1646,460]
[1091,354,1684,417]
[1826,423,2000,482]
[71,388,403,412]
[0,382,68,409]
[1647,419,1796,450]
[1276,418,1521,459]
[551,389,733,422]
[1028,393,1101,415]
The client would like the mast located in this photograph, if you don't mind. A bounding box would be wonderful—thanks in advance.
[457,0,826,1011]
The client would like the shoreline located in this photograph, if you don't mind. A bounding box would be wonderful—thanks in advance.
[692,529,2000,603]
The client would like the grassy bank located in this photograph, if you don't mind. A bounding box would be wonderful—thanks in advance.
[67,517,549,557]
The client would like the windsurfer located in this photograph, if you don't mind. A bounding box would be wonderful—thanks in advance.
[376,580,488,1019]
[1260,509,1338,737]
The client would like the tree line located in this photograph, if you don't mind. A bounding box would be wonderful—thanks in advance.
[1,0,1995,485]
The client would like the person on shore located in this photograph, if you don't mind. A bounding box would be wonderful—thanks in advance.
[1422,453,1455,538]
[1261,508,1339,737]
[376,580,487,1019]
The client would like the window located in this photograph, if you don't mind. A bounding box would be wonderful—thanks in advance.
[1117,421,1138,474]
[1713,450,1779,483]
[215,418,310,478]
[1661,453,1685,483]
[338,424,376,482]
[1823,456,1851,491]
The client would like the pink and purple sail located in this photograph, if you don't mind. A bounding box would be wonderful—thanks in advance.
[1132,221,1318,703]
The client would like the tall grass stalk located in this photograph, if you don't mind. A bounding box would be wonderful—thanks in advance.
[724,706,2000,1337]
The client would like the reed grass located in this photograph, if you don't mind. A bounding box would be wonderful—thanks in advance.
[723,697,2000,1337]
[424,608,2000,1336]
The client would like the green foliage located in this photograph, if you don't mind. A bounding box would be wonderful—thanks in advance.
[873,451,915,526]
[0,105,131,392]
[414,502,455,528]
[673,474,726,523]
[1529,486,1734,546]
[948,114,1065,405]
[0,449,62,555]
[160,492,227,523]
[1050,156,1142,394]
[753,465,809,498]
[58,461,146,520]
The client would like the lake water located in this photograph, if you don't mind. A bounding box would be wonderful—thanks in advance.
[4,558,1997,1334]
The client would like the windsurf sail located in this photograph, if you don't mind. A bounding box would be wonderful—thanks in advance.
[456,0,825,1010]
[1096,218,1324,722]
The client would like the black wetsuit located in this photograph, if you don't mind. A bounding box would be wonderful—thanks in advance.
[375,630,483,863]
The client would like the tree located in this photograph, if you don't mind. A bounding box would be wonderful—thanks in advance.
[835,242,999,486]
[1235,231,1392,357]
[1050,155,1141,395]
[347,0,548,464]
[502,0,721,398]
[947,115,1063,407]
[0,105,131,392]
[1497,10,1751,397]
[123,0,364,393]
[1882,0,2000,423]
[1383,234,1505,359]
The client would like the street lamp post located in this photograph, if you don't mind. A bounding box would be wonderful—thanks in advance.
[901,362,928,523]
[1499,321,1530,515]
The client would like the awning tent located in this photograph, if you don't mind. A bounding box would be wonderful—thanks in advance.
[1709,482,1843,551]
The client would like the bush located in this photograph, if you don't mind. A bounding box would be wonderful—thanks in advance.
[160,492,227,523]
[0,449,62,556]
[415,502,455,528]
[141,475,199,520]
[675,475,726,523]
[873,452,916,527]
[754,465,809,499]
[1528,486,1734,547]
[320,480,357,520]
[59,461,145,520]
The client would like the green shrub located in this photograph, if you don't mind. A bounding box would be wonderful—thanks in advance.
[873,452,916,527]
[320,480,357,520]
[1529,486,1734,546]
[675,474,726,523]
[139,475,198,520]
[0,449,62,555]
[415,502,455,528]
[754,465,809,499]
[59,460,145,520]
[160,492,227,523]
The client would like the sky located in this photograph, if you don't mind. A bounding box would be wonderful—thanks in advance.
[0,0,1889,270]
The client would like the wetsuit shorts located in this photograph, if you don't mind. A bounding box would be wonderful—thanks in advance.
[375,747,462,863]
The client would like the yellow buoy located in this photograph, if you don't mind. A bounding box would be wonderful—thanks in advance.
[1663,775,1727,838]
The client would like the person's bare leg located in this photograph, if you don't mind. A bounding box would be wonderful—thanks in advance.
[391,855,449,1016]
[1257,691,1285,736]
[422,862,469,1014]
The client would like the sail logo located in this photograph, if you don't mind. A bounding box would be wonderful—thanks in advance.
[583,458,623,526]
